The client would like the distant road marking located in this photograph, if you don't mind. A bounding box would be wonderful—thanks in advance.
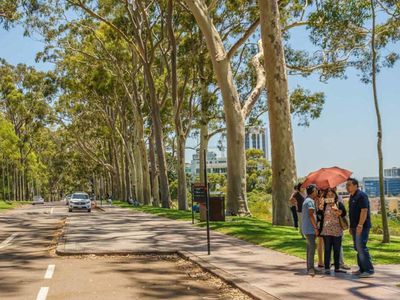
[36,287,49,300]
[50,208,54,214]
[0,233,18,249]
[44,264,55,279]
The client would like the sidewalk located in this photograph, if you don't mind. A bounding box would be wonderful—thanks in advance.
[57,207,400,300]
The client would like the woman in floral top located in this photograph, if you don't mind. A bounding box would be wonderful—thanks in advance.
[319,188,347,274]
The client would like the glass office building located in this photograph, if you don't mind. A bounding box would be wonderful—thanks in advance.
[363,177,400,197]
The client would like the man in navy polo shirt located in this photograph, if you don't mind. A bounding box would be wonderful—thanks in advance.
[347,178,374,278]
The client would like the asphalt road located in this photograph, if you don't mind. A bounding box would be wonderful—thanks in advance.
[0,202,249,300]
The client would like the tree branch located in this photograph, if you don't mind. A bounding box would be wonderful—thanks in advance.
[287,46,365,74]
[227,18,260,60]
[283,20,309,32]
[242,40,266,118]
[68,0,146,61]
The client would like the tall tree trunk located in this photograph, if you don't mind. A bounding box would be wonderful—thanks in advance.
[143,65,170,208]
[149,127,160,206]
[125,148,132,200]
[13,166,17,201]
[92,173,97,199]
[108,171,113,199]
[100,174,105,200]
[176,135,188,210]
[226,114,248,215]
[370,0,390,243]
[259,0,297,225]
[22,166,27,200]
[19,169,23,201]
[129,89,151,205]
[133,145,144,204]
[184,0,249,215]
[120,145,127,201]
[112,139,122,200]
[17,168,20,201]
[138,138,151,205]
[168,0,187,210]
[2,159,5,201]
[6,160,10,201]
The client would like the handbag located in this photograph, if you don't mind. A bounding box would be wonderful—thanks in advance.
[338,215,349,230]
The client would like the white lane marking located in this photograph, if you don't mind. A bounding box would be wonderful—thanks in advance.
[44,264,55,279]
[36,287,49,300]
[0,233,18,249]
[50,208,54,214]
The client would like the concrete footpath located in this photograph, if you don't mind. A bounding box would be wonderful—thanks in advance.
[57,206,400,300]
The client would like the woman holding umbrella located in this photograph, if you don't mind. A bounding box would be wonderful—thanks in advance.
[302,167,352,270]
[318,188,348,274]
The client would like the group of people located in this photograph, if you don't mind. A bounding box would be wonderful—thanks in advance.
[289,178,375,278]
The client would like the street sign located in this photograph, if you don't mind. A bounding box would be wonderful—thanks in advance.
[192,183,207,203]
[190,151,211,255]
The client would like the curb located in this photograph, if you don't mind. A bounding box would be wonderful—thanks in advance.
[54,247,277,300]
[55,249,178,256]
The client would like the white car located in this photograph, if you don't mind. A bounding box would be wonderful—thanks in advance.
[69,192,91,212]
[32,196,45,205]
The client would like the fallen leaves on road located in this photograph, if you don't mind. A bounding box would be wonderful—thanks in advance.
[56,254,253,299]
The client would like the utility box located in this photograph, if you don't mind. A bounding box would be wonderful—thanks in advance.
[199,195,225,222]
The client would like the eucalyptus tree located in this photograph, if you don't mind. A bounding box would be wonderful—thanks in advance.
[37,9,164,204]
[181,0,268,215]
[305,0,399,241]
[162,0,205,209]
[359,0,398,243]
[367,0,398,243]
[0,60,55,200]
[55,41,132,201]
[0,115,19,200]
[59,0,172,207]
[0,0,40,28]
[257,0,297,224]
[184,0,383,222]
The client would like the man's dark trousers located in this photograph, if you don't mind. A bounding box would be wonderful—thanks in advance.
[352,227,374,273]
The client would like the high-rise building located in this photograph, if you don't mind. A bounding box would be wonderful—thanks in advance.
[363,177,400,197]
[384,167,400,177]
[245,126,269,160]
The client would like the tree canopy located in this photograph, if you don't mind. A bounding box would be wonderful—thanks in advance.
[0,0,398,232]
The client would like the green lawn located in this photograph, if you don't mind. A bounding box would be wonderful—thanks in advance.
[115,201,400,265]
[0,200,31,212]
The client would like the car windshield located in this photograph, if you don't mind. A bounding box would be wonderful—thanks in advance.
[72,194,89,199]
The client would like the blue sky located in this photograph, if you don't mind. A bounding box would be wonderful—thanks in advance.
[1,24,399,179]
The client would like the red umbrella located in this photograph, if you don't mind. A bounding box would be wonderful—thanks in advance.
[302,167,353,190]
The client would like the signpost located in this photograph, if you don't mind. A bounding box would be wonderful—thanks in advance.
[190,150,211,255]
[191,183,207,224]
[204,150,211,255]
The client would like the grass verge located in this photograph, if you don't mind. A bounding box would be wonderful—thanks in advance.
[114,201,400,265]
[0,200,31,212]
